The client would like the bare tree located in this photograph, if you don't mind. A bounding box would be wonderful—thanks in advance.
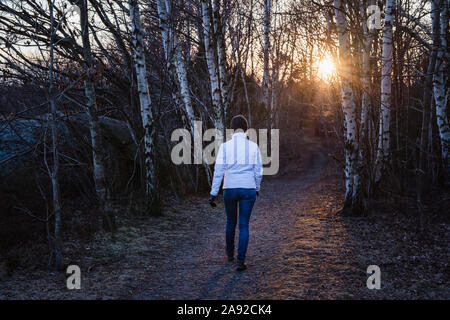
[333,0,363,214]
[75,0,116,229]
[212,0,229,121]
[263,0,271,117]
[375,0,395,182]
[128,0,160,214]
[156,0,196,127]
[419,0,440,170]
[432,0,449,177]
[47,0,63,269]
[201,0,224,132]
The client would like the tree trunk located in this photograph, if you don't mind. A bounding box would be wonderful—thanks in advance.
[334,0,363,214]
[433,0,450,177]
[157,0,213,184]
[212,0,229,123]
[129,0,160,214]
[419,0,440,170]
[156,0,196,127]
[375,0,395,182]
[240,65,252,126]
[358,0,374,206]
[201,0,224,132]
[48,0,63,269]
[263,0,271,114]
[360,0,372,151]
[78,0,116,230]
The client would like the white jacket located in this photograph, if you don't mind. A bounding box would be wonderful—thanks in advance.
[210,132,263,196]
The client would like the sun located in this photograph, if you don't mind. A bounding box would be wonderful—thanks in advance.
[316,58,336,81]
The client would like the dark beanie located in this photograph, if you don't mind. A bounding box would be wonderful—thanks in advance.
[230,115,248,132]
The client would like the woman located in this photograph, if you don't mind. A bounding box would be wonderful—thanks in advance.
[208,115,263,271]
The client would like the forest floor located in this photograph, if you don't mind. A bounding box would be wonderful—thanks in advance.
[0,138,448,299]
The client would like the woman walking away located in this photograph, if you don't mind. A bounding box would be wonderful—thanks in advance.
[208,115,263,271]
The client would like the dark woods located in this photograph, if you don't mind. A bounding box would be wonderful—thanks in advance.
[0,0,448,271]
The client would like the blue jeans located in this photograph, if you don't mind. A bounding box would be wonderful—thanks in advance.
[223,188,257,261]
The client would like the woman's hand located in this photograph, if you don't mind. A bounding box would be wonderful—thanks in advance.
[208,195,217,207]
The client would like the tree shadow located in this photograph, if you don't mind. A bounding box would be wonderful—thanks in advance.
[197,263,243,299]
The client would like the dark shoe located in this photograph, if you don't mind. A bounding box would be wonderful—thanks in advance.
[236,260,247,271]
[227,256,234,262]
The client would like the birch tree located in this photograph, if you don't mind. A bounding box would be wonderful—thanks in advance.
[432,0,450,176]
[156,0,213,184]
[333,0,363,213]
[48,0,62,269]
[156,0,195,127]
[128,0,160,214]
[76,0,116,230]
[201,0,224,132]
[357,0,377,197]
[263,0,271,115]
[212,0,229,122]
[375,0,395,182]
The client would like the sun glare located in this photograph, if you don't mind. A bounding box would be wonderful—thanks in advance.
[317,58,336,81]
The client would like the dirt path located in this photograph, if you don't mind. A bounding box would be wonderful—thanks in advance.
[1,142,447,299]
[133,144,360,299]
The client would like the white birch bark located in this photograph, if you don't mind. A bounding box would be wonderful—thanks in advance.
[155,1,189,129]
[263,0,271,112]
[156,0,213,184]
[78,0,115,229]
[358,0,376,189]
[334,0,360,210]
[201,0,224,132]
[129,0,159,211]
[433,0,450,174]
[156,0,195,127]
[375,0,395,181]
[212,0,229,121]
